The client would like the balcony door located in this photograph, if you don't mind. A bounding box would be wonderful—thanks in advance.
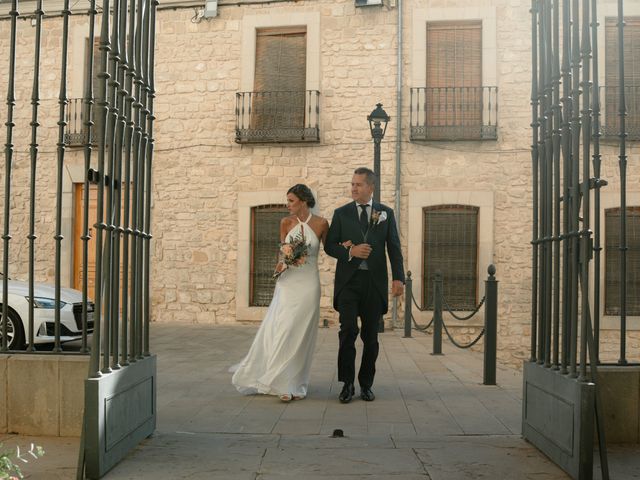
[426,21,482,139]
[252,27,307,130]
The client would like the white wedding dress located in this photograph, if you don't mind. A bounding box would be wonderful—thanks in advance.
[232,215,320,398]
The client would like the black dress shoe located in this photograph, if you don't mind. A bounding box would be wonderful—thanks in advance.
[339,383,355,403]
[360,387,375,402]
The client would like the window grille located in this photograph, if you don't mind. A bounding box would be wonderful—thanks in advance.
[250,204,288,307]
[604,17,640,139]
[605,207,640,316]
[422,205,479,310]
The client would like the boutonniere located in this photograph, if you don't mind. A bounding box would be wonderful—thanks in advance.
[370,210,387,227]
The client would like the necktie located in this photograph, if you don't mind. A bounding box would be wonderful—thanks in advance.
[359,204,369,233]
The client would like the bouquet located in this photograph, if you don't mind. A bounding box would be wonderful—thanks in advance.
[273,229,309,279]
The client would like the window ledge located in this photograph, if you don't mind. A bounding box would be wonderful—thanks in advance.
[601,315,640,331]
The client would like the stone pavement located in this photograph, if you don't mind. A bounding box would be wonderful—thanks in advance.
[2,324,638,479]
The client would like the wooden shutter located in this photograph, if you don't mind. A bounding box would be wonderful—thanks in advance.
[605,17,640,136]
[250,205,289,307]
[253,28,307,129]
[422,205,479,310]
[426,21,482,138]
[604,207,640,316]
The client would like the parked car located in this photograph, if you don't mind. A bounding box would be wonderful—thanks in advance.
[0,273,94,350]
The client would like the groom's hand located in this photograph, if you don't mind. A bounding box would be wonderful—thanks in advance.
[350,243,372,259]
[391,280,404,297]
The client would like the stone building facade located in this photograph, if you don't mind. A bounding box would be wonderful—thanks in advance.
[0,0,639,368]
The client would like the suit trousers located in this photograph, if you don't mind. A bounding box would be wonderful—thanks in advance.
[336,270,383,388]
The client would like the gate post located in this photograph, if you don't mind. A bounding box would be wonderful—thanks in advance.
[432,271,443,355]
[483,264,498,385]
[404,271,413,338]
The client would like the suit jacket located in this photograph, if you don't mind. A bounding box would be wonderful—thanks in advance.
[324,201,405,315]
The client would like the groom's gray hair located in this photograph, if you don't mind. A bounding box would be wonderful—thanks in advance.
[354,167,377,186]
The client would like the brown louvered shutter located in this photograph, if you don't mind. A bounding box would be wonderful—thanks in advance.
[253,28,306,130]
[250,205,289,307]
[605,17,640,136]
[422,205,479,310]
[426,21,482,139]
[604,207,640,316]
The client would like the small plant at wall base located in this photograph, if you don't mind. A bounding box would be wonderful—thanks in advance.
[0,443,45,479]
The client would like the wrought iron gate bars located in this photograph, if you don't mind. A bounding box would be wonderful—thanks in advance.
[1,0,17,352]
[591,0,603,364]
[88,0,110,378]
[617,0,628,366]
[144,0,157,357]
[530,0,539,364]
[28,0,44,352]
[54,0,72,353]
[80,0,98,355]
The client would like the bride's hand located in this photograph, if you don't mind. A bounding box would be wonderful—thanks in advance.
[341,240,353,248]
[273,262,287,278]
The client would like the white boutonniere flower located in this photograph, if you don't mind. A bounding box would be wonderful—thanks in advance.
[370,210,387,227]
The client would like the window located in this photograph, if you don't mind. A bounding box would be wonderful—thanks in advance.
[422,205,479,310]
[250,205,288,306]
[65,38,100,146]
[411,20,497,141]
[605,207,640,316]
[604,17,640,139]
[236,13,320,144]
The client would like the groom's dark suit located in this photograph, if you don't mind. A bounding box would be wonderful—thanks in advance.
[325,201,405,389]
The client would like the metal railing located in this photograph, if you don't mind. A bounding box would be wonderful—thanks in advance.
[64,98,94,146]
[403,265,498,385]
[235,90,320,143]
[410,86,498,141]
[599,85,640,140]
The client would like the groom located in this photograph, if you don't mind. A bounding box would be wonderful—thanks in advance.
[325,167,405,403]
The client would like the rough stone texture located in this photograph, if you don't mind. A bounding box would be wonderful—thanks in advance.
[598,366,640,444]
[7,356,60,436]
[59,356,90,437]
[1,355,88,437]
[0,0,638,372]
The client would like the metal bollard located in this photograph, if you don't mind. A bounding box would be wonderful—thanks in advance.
[483,264,498,385]
[404,271,413,338]
[432,271,443,355]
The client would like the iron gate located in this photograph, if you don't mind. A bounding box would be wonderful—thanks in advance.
[0,0,157,477]
[526,1,635,479]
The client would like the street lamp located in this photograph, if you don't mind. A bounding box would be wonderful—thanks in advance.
[367,103,390,203]
[368,103,390,333]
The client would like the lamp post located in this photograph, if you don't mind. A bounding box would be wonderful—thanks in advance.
[367,103,390,203]
[368,103,390,332]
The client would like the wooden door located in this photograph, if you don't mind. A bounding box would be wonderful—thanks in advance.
[74,183,98,300]
[74,183,131,304]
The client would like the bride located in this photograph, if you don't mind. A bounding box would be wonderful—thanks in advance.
[232,184,328,402]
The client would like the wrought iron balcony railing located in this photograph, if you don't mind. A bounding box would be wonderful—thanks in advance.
[235,90,320,144]
[598,85,640,141]
[64,98,93,146]
[410,86,498,141]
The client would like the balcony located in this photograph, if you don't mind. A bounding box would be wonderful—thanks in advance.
[599,85,640,141]
[64,98,93,147]
[235,90,320,144]
[410,86,498,141]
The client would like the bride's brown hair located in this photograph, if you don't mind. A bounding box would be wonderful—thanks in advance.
[287,184,316,208]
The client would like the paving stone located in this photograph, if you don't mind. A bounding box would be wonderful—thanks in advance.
[4,325,639,480]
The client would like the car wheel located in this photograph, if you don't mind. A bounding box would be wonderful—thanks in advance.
[0,308,24,350]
